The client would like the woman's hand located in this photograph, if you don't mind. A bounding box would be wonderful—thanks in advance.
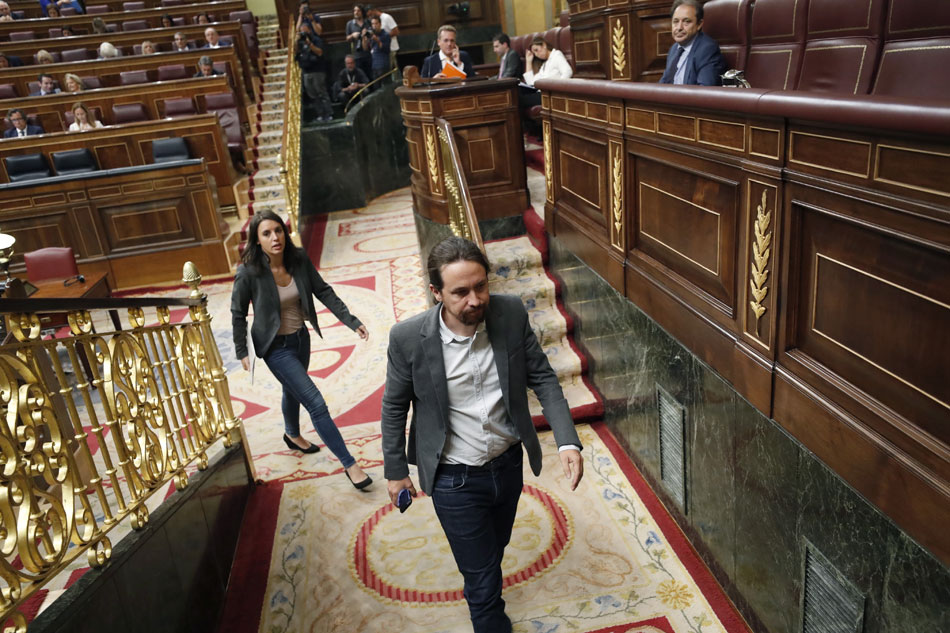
[525,49,534,66]
[356,325,369,340]
[241,356,250,371]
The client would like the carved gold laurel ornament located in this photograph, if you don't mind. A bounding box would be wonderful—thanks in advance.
[543,121,554,202]
[611,143,623,242]
[425,125,441,195]
[612,19,627,76]
[749,190,772,326]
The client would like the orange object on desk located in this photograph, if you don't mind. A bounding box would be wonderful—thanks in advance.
[441,61,467,79]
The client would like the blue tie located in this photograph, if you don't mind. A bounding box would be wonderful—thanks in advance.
[668,44,684,81]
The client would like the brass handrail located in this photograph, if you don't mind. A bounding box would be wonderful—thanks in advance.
[435,117,484,252]
[279,18,302,246]
[0,262,255,630]
[343,66,399,115]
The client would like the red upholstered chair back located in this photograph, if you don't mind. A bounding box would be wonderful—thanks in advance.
[0,84,17,98]
[48,27,63,37]
[122,19,149,32]
[61,47,89,62]
[162,97,197,118]
[9,31,35,41]
[558,26,573,68]
[112,103,149,123]
[158,64,188,81]
[122,1,145,9]
[85,4,109,13]
[24,248,79,284]
[872,0,950,98]
[744,0,809,89]
[60,6,77,15]
[204,91,236,110]
[229,10,253,23]
[703,0,752,71]
[82,76,103,89]
[795,0,886,94]
[120,70,150,85]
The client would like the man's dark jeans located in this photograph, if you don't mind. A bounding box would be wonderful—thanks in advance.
[430,444,523,633]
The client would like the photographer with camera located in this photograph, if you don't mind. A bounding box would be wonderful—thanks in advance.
[362,15,391,83]
[296,22,333,122]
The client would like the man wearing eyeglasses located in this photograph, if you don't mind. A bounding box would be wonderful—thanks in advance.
[171,32,194,52]
[3,108,45,138]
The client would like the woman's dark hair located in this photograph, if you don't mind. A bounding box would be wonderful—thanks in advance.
[530,36,550,73]
[353,4,365,19]
[161,13,174,26]
[241,210,307,274]
[427,237,490,292]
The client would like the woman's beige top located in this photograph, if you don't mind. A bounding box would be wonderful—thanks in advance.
[276,279,306,335]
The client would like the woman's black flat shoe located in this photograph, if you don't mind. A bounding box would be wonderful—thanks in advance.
[345,469,373,490]
[283,435,320,454]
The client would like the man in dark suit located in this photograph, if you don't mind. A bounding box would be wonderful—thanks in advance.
[382,237,583,633]
[659,0,726,86]
[4,108,45,138]
[29,74,61,97]
[420,24,475,78]
[171,31,194,52]
[492,32,523,80]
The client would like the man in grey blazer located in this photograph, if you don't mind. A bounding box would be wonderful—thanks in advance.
[382,237,583,633]
[492,33,523,80]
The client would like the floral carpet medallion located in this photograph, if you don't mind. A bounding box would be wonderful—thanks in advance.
[258,426,741,633]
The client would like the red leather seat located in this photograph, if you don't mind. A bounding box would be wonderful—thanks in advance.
[59,6,77,14]
[872,0,950,98]
[703,0,752,71]
[795,0,885,94]
[122,1,145,9]
[48,27,62,37]
[61,48,89,62]
[0,84,16,98]
[9,31,35,41]
[163,97,197,118]
[744,0,809,90]
[120,70,149,85]
[85,4,109,13]
[24,248,79,284]
[112,103,149,123]
[122,19,149,32]
[157,64,188,81]
[82,76,103,89]
[161,0,183,5]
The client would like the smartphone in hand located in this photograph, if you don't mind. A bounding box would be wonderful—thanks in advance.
[397,487,412,513]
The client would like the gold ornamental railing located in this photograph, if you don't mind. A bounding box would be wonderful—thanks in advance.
[435,117,484,252]
[0,263,255,631]
[280,18,302,246]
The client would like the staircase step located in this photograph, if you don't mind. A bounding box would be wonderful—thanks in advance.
[250,199,286,215]
[254,155,281,170]
[250,184,285,201]
[251,167,282,186]
[255,129,283,145]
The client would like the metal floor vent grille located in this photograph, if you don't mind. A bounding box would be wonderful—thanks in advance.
[656,384,686,511]
[802,545,865,633]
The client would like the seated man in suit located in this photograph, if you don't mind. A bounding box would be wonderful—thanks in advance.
[659,0,726,86]
[421,24,475,79]
[492,33,523,80]
[0,1,14,21]
[30,73,61,97]
[194,55,223,77]
[203,27,229,49]
[3,108,45,138]
[172,32,194,52]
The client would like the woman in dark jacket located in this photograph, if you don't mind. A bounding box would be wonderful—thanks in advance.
[231,211,372,489]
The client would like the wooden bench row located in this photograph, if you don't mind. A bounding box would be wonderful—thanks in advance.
[1,113,240,207]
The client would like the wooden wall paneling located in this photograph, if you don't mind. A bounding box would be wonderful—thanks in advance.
[634,3,672,82]
[568,16,607,79]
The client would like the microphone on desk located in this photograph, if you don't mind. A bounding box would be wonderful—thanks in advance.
[63,274,85,287]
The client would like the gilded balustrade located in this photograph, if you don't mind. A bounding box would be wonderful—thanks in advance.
[280,19,302,246]
[435,117,484,252]
[0,263,255,631]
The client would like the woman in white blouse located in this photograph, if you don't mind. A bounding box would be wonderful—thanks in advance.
[523,36,573,86]
[68,102,104,131]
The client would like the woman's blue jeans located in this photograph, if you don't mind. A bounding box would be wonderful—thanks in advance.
[262,328,356,469]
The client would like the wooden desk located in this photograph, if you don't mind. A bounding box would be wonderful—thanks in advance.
[30,271,122,331]
[396,77,528,225]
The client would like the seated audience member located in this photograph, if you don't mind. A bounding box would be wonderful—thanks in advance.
[196,12,211,25]
[36,49,56,65]
[3,108,45,138]
[194,55,222,77]
[0,1,14,21]
[61,25,75,36]
[523,36,572,86]
[659,0,726,86]
[367,5,399,70]
[364,15,390,81]
[41,0,82,16]
[45,3,60,17]
[68,102,103,131]
[98,42,120,59]
[203,27,228,48]
[333,53,368,103]
[160,13,174,28]
[141,40,157,54]
[64,72,86,92]
[31,72,61,96]
[0,53,24,67]
[492,33,522,80]
[92,17,107,34]
[295,21,332,121]
[172,31,193,51]
[421,24,474,78]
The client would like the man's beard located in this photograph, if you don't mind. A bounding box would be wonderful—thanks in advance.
[458,305,485,326]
